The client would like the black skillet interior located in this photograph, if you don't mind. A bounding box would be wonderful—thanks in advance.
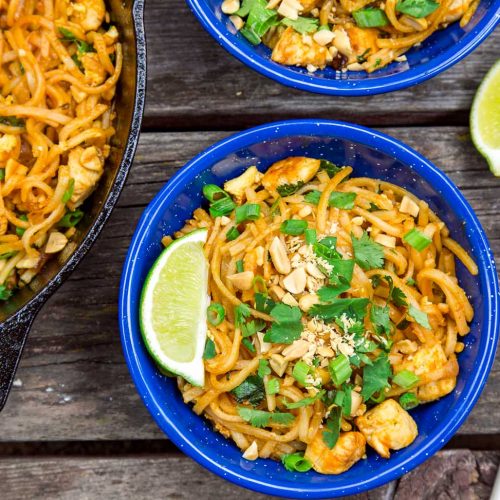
[0,0,146,409]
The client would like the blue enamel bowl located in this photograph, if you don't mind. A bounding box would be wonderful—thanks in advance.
[119,120,499,498]
[185,0,500,95]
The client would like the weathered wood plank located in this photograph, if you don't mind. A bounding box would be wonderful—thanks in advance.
[1,128,499,441]
[1,451,498,500]
[144,0,500,129]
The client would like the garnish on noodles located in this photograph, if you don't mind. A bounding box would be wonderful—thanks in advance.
[153,157,477,474]
[0,0,122,298]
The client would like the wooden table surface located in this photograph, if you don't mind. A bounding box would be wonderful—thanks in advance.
[2,1,500,498]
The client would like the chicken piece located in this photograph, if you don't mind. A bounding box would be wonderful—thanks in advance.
[262,156,320,195]
[271,27,328,69]
[443,0,471,23]
[355,399,418,458]
[67,146,104,209]
[305,431,366,474]
[394,343,448,378]
[417,377,456,402]
[223,166,263,204]
[0,134,20,167]
[81,53,107,86]
[333,26,379,64]
[70,0,106,31]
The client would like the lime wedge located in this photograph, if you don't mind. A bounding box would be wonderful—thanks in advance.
[471,59,500,176]
[140,228,209,386]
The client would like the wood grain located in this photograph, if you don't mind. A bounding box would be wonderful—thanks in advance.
[2,128,499,441]
[144,0,500,130]
[1,451,498,500]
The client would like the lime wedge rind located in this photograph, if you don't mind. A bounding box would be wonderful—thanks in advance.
[139,228,209,386]
[471,59,500,176]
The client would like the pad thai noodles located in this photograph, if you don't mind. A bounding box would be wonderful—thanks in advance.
[220,0,479,72]
[0,0,122,300]
[158,157,477,474]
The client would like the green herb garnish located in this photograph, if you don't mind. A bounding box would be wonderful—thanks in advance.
[352,231,385,270]
[237,406,295,427]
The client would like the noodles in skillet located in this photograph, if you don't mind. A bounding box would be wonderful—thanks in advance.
[220,0,479,73]
[161,157,476,474]
[0,0,121,299]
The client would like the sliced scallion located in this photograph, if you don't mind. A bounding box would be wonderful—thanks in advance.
[399,392,419,410]
[305,228,317,245]
[282,453,313,472]
[207,303,225,326]
[235,203,261,223]
[226,226,240,241]
[236,259,244,273]
[292,360,311,385]
[329,354,352,386]
[392,370,419,389]
[403,228,432,251]
[209,196,236,218]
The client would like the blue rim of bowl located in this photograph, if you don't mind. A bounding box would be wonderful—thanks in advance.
[185,0,500,96]
[119,120,500,497]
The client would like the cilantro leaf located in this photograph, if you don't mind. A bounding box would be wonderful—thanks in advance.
[370,304,391,335]
[0,116,25,127]
[258,359,271,378]
[304,190,321,205]
[327,258,354,293]
[283,390,325,409]
[396,0,439,18]
[231,375,265,406]
[352,232,385,270]
[203,338,217,359]
[328,192,357,210]
[392,286,408,307]
[310,298,369,325]
[276,181,305,197]
[237,407,295,427]
[320,160,343,178]
[360,353,392,401]
[266,377,280,395]
[0,285,13,301]
[235,303,251,327]
[408,304,431,329]
[282,16,319,34]
[322,406,341,449]
[264,303,303,344]
[255,292,275,314]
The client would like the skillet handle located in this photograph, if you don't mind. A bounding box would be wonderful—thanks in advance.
[0,308,39,411]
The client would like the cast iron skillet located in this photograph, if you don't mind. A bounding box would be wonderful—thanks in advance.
[0,0,146,410]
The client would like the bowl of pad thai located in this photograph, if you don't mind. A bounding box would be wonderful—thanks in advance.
[186,0,500,94]
[120,119,499,497]
[0,0,146,409]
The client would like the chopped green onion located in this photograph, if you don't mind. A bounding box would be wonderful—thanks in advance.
[236,259,244,273]
[280,219,308,236]
[406,277,416,286]
[203,338,217,359]
[329,354,352,386]
[370,391,386,404]
[0,251,17,260]
[392,370,420,389]
[252,275,267,294]
[399,392,419,410]
[353,7,389,27]
[242,337,256,353]
[334,390,345,407]
[58,209,84,228]
[292,361,311,386]
[0,169,5,181]
[305,228,317,245]
[282,453,313,472]
[62,178,75,204]
[226,226,240,241]
[240,26,261,45]
[403,228,432,251]
[207,303,225,326]
[270,197,281,216]
[15,214,28,237]
[203,184,229,203]
[209,197,236,218]
[235,203,261,223]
